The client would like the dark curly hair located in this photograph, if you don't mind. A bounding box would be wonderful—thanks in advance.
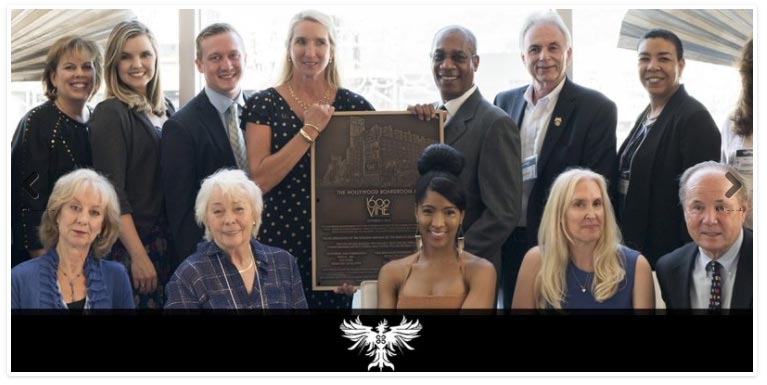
[732,38,752,137]
[415,144,466,211]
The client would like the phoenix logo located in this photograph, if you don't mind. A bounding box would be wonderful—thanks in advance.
[340,316,422,371]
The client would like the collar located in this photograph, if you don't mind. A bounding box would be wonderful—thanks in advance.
[523,77,566,107]
[696,228,743,272]
[205,86,245,114]
[443,84,477,117]
[202,239,270,266]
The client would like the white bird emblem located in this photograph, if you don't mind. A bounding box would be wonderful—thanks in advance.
[340,316,423,371]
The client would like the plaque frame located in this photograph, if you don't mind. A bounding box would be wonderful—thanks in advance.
[311,111,444,290]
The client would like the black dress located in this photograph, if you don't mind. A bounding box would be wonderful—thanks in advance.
[243,87,374,309]
[11,101,92,267]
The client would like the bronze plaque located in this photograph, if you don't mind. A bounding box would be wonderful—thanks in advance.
[311,111,444,290]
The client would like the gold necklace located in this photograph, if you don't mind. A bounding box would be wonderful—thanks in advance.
[569,263,592,294]
[287,82,331,111]
[237,253,255,274]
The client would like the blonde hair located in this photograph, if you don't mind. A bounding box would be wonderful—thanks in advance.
[535,169,625,309]
[103,20,166,115]
[277,10,341,88]
[195,169,264,241]
[39,169,121,258]
[42,35,103,101]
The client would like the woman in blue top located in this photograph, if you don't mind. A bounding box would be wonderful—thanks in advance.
[12,169,134,310]
[512,169,654,309]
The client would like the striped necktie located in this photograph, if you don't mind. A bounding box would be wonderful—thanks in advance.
[227,103,249,174]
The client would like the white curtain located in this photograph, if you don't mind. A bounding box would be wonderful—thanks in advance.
[618,9,752,67]
[11,9,136,82]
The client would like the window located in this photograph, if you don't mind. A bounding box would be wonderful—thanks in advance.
[200,5,539,109]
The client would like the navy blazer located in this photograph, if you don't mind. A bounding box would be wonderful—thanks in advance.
[494,77,618,247]
[617,85,720,266]
[447,88,522,271]
[655,228,752,310]
[161,90,247,267]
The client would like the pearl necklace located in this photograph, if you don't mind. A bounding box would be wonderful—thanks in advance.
[288,83,331,111]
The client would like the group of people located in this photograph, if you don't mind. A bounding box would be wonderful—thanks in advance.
[10,9,753,311]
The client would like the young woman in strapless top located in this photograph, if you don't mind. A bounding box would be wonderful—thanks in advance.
[377,144,496,310]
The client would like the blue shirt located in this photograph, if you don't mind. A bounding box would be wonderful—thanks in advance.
[204,86,245,131]
[11,248,135,310]
[165,239,308,310]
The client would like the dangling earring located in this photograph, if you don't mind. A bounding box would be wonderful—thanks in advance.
[414,224,422,251]
[456,223,465,255]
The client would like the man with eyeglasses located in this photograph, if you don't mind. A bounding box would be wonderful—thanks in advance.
[655,161,752,310]
[493,11,618,308]
[409,26,522,307]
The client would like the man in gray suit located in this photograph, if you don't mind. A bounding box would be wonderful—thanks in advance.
[410,26,522,303]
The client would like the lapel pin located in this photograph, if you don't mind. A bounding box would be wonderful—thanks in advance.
[554,117,562,127]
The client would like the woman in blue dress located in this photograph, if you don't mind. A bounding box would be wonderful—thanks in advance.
[243,10,374,309]
[512,168,655,309]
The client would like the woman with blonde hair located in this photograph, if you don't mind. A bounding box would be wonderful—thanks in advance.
[12,169,133,309]
[89,20,175,308]
[243,10,374,308]
[11,35,102,267]
[512,169,654,309]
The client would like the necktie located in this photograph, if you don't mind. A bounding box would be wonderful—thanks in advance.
[227,103,249,174]
[707,261,722,310]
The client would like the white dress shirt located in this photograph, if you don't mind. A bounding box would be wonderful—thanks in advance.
[690,229,743,309]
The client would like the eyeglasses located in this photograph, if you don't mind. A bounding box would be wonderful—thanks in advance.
[431,51,475,64]
[685,204,745,217]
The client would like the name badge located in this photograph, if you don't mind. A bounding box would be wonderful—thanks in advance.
[735,149,753,173]
[522,156,537,182]
[618,178,630,196]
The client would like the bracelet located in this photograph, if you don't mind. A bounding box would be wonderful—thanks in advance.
[298,128,314,144]
[304,123,321,133]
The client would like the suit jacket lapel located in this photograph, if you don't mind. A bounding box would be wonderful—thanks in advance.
[537,78,576,176]
[198,90,236,162]
[510,90,526,128]
[669,245,696,308]
[445,89,481,145]
[731,228,753,309]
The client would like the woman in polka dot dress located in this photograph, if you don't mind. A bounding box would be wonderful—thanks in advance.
[243,10,374,309]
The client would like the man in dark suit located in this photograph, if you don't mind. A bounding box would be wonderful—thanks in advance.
[493,11,618,307]
[410,26,522,299]
[161,23,250,271]
[656,161,752,309]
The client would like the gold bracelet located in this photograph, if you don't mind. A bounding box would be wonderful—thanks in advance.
[304,123,321,133]
[298,128,314,144]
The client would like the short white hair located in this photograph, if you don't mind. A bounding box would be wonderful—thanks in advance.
[519,10,572,52]
[194,169,264,241]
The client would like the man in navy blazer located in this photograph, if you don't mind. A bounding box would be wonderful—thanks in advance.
[161,23,250,271]
[493,11,618,307]
[410,26,522,293]
[656,162,752,310]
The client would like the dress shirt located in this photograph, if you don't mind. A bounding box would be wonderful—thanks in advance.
[443,84,478,124]
[690,229,743,309]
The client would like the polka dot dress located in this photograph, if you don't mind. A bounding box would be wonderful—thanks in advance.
[243,87,374,309]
